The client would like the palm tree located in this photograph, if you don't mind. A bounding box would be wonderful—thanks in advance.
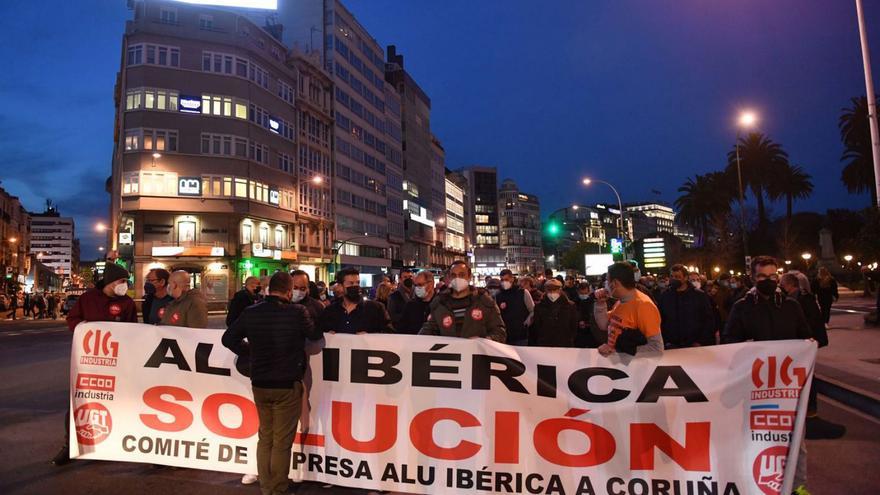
[767,163,813,257]
[840,96,878,206]
[726,132,789,230]
[675,171,734,247]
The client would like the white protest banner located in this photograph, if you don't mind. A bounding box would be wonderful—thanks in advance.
[70,322,815,495]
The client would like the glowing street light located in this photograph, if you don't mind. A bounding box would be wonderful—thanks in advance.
[785,260,792,265]
[844,254,854,262]
[95,223,107,232]
[582,177,625,254]
[734,110,758,271]
[739,111,757,128]
[152,152,162,159]
[801,253,812,261]
[98,246,105,252]
[8,237,16,243]
[713,266,721,273]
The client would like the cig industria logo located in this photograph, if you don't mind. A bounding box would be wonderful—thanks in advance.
[750,356,807,400]
[80,329,119,367]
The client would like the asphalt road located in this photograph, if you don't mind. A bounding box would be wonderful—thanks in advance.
[0,316,877,495]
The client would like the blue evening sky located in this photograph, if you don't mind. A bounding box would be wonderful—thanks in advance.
[1,0,878,259]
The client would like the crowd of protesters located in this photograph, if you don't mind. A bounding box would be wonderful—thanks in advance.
[46,255,849,495]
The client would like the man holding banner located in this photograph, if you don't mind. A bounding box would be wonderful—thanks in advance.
[419,260,506,342]
[221,272,323,495]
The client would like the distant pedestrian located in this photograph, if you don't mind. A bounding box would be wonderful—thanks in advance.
[7,292,19,320]
[813,267,838,326]
[387,269,414,329]
[226,276,260,326]
[496,269,534,346]
[530,278,577,347]
[397,270,437,334]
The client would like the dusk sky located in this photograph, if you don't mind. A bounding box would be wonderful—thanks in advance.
[1,0,878,259]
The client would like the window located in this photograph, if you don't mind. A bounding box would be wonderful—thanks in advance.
[178,221,196,245]
[278,152,293,173]
[202,94,233,117]
[234,178,248,198]
[122,172,139,195]
[241,223,252,244]
[124,130,140,151]
[274,227,284,248]
[199,14,214,30]
[142,128,178,152]
[203,51,235,75]
[235,102,247,119]
[248,142,269,165]
[159,7,177,24]
[139,171,178,195]
[128,43,179,67]
[201,133,235,156]
[279,80,294,105]
[259,225,269,245]
[127,88,179,111]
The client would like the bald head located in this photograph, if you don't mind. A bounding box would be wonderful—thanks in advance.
[244,276,260,294]
[169,270,191,299]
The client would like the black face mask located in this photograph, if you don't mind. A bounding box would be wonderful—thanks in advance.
[403,278,413,289]
[669,279,683,290]
[756,279,778,296]
[344,286,361,301]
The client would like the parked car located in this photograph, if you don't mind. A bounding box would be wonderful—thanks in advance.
[62,294,79,315]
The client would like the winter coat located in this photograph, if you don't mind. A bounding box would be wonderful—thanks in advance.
[160,289,208,328]
[419,288,506,343]
[530,293,578,347]
[722,288,811,343]
[66,288,138,331]
[658,285,717,347]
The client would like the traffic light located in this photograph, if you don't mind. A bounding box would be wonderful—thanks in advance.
[546,222,560,236]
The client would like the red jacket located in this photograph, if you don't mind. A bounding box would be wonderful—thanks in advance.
[66,288,138,331]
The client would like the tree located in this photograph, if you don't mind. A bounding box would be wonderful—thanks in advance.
[839,96,879,206]
[559,242,602,273]
[674,171,734,247]
[766,163,813,258]
[726,132,790,230]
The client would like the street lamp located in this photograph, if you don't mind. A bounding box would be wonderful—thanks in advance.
[844,254,853,262]
[801,252,812,261]
[95,222,107,232]
[735,110,757,271]
[151,152,161,167]
[582,178,625,255]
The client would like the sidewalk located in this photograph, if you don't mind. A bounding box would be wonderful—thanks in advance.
[815,292,880,416]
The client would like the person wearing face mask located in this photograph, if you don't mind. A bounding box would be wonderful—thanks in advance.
[318,268,393,334]
[657,265,716,349]
[419,260,506,342]
[562,275,579,302]
[653,274,670,301]
[227,276,261,326]
[387,269,414,330]
[722,256,812,344]
[529,278,577,347]
[519,275,543,304]
[159,270,208,328]
[54,262,138,466]
[574,282,603,348]
[593,262,664,357]
[495,269,535,346]
[142,268,172,325]
[628,260,657,303]
[724,275,748,315]
[397,270,437,334]
[222,272,322,495]
[290,270,325,321]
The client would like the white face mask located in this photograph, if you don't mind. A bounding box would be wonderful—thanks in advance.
[691,281,702,290]
[450,278,469,292]
[291,289,306,303]
[633,271,642,282]
[547,292,560,302]
[578,293,590,300]
[113,282,128,297]
[501,281,513,290]
[414,286,427,299]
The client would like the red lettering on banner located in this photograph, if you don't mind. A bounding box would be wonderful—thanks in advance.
[410,408,482,460]
[533,413,615,467]
[331,401,397,453]
[629,422,711,471]
[140,386,194,432]
[751,411,795,431]
[494,411,519,463]
[202,393,258,439]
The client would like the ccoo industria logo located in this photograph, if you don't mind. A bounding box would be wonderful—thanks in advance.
[80,329,119,367]
[750,356,806,400]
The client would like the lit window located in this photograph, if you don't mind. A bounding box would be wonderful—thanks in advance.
[234,178,247,198]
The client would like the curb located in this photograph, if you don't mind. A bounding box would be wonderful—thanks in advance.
[815,374,880,420]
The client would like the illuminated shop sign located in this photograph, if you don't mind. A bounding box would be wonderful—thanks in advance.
[178,177,202,196]
[268,118,280,134]
[269,189,280,205]
[179,95,202,114]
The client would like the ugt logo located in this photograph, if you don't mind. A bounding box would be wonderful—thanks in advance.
[79,329,119,367]
[751,356,807,400]
[752,445,789,495]
[74,402,112,446]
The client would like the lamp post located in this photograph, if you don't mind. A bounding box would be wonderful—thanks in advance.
[801,252,812,272]
[855,0,880,207]
[582,178,625,256]
[735,111,757,271]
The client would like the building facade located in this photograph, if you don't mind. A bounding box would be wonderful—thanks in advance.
[0,186,31,292]
[625,202,675,241]
[385,46,444,269]
[456,165,499,249]
[29,206,77,283]
[443,176,467,264]
[498,179,543,275]
[109,0,334,304]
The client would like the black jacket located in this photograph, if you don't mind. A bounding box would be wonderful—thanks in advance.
[496,287,530,343]
[790,291,828,347]
[575,295,602,348]
[226,288,259,326]
[658,286,716,347]
[722,289,812,344]
[387,288,412,328]
[222,296,321,389]
[318,298,393,334]
[397,295,434,334]
[298,294,325,322]
[530,293,578,347]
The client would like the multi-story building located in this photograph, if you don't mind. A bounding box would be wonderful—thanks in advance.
[455,166,503,277]
[0,185,31,291]
[498,179,543,275]
[29,205,77,283]
[109,0,334,304]
[625,202,676,241]
[277,0,404,283]
[385,45,442,269]
[443,176,467,264]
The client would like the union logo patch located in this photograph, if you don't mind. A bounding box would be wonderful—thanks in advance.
[471,308,483,321]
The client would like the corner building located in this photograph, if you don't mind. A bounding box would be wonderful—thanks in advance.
[109,0,334,305]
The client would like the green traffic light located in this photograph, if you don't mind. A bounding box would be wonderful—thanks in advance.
[547,223,560,235]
